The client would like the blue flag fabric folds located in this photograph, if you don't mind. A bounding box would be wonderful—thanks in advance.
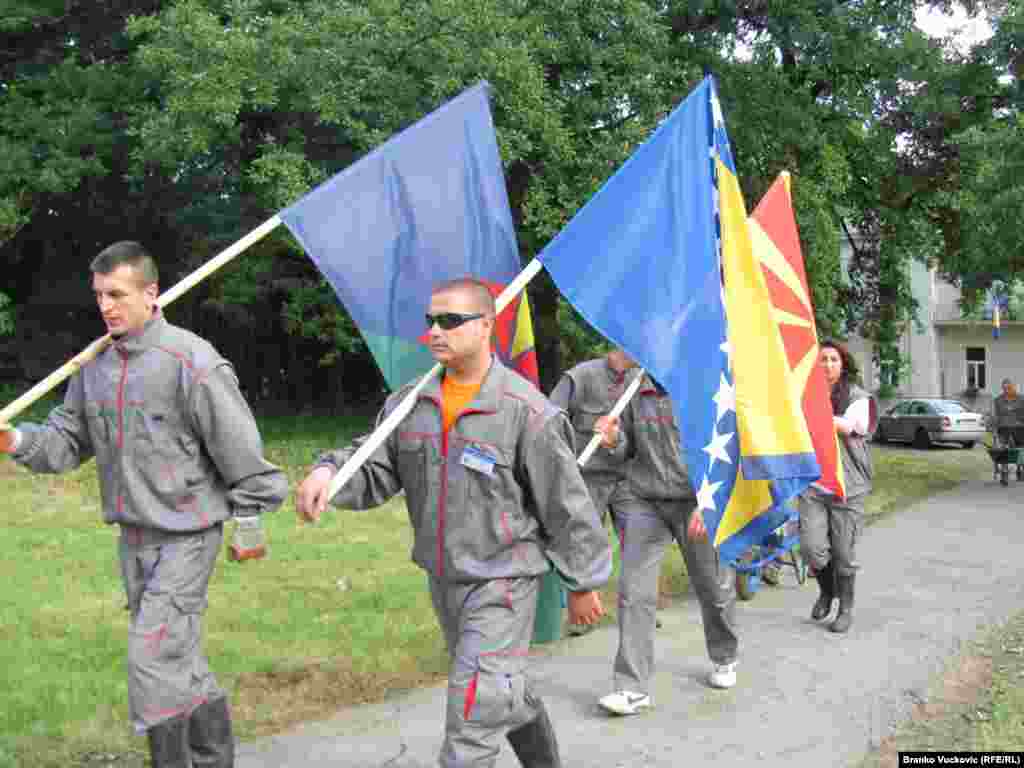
[539,76,820,561]
[280,82,521,390]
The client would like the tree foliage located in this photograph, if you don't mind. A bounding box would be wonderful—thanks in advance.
[661,0,1007,380]
[952,0,1024,313]
[0,0,1017,398]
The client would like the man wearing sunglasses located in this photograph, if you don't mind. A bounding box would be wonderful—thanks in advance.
[297,277,611,768]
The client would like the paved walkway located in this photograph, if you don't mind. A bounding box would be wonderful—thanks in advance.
[238,477,1024,767]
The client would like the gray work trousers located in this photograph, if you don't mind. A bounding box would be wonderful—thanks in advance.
[797,491,865,578]
[430,575,544,768]
[120,524,225,732]
[611,496,738,694]
[997,426,1024,446]
[583,476,622,528]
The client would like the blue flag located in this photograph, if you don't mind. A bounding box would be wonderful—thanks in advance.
[280,82,534,390]
[539,76,819,561]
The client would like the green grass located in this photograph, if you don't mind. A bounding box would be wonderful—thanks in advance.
[0,387,450,767]
[859,609,1024,766]
[866,443,991,523]
[974,613,1024,752]
[0,385,996,767]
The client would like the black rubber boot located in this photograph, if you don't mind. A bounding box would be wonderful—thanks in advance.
[507,696,562,768]
[189,696,235,767]
[147,714,190,768]
[810,562,835,621]
[831,572,855,634]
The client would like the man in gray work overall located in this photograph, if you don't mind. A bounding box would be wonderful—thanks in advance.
[1,241,287,767]
[298,277,611,767]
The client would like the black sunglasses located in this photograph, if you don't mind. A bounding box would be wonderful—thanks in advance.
[425,312,485,331]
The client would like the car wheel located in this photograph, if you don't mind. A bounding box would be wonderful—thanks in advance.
[914,428,932,450]
[962,441,975,449]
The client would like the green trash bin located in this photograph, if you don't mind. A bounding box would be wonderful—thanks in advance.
[532,569,564,644]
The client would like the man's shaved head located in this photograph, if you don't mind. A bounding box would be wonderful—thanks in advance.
[431,277,496,316]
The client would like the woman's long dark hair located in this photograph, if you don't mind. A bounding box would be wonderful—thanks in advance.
[820,339,859,414]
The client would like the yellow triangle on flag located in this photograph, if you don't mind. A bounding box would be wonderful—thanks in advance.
[511,292,535,359]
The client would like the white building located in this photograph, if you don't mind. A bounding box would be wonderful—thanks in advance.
[842,242,1019,413]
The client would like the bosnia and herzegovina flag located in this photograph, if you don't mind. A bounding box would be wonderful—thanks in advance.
[538,74,819,561]
[710,94,821,556]
[749,172,845,499]
[279,81,537,391]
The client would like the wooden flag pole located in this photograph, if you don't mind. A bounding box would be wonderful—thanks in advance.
[324,258,545,502]
[0,215,283,424]
[576,367,644,467]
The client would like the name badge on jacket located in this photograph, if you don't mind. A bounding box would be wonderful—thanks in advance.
[460,445,496,477]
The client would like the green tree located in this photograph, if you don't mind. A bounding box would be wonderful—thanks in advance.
[1,0,1015,399]
[120,0,674,390]
[658,0,1001,388]
[0,291,14,336]
[0,1,167,242]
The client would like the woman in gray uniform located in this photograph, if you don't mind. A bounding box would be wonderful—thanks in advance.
[798,340,876,634]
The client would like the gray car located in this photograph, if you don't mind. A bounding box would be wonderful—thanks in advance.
[874,398,986,449]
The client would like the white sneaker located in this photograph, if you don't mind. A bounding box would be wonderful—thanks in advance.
[708,661,737,689]
[598,690,651,715]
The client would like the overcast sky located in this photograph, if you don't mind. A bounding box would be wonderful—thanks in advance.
[915,5,994,51]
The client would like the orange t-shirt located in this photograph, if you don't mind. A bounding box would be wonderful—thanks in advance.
[441,375,481,434]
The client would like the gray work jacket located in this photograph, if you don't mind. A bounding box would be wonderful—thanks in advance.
[805,383,874,501]
[548,358,631,483]
[14,312,287,531]
[836,384,874,499]
[620,377,695,501]
[318,359,612,590]
[992,394,1024,430]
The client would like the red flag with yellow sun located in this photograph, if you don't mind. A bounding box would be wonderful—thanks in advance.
[486,280,539,387]
[749,173,845,499]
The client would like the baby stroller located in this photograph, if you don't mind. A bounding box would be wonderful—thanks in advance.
[732,503,806,601]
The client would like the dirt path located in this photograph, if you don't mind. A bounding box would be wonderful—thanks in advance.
[237,475,1024,767]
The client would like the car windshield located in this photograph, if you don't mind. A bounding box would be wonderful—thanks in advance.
[931,401,967,414]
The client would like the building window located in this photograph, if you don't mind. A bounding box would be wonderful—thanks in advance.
[879,361,900,390]
[966,346,987,390]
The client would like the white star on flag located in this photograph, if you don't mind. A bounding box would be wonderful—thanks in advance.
[696,474,724,513]
[712,373,735,423]
[710,91,725,128]
[719,339,732,366]
[703,422,735,469]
